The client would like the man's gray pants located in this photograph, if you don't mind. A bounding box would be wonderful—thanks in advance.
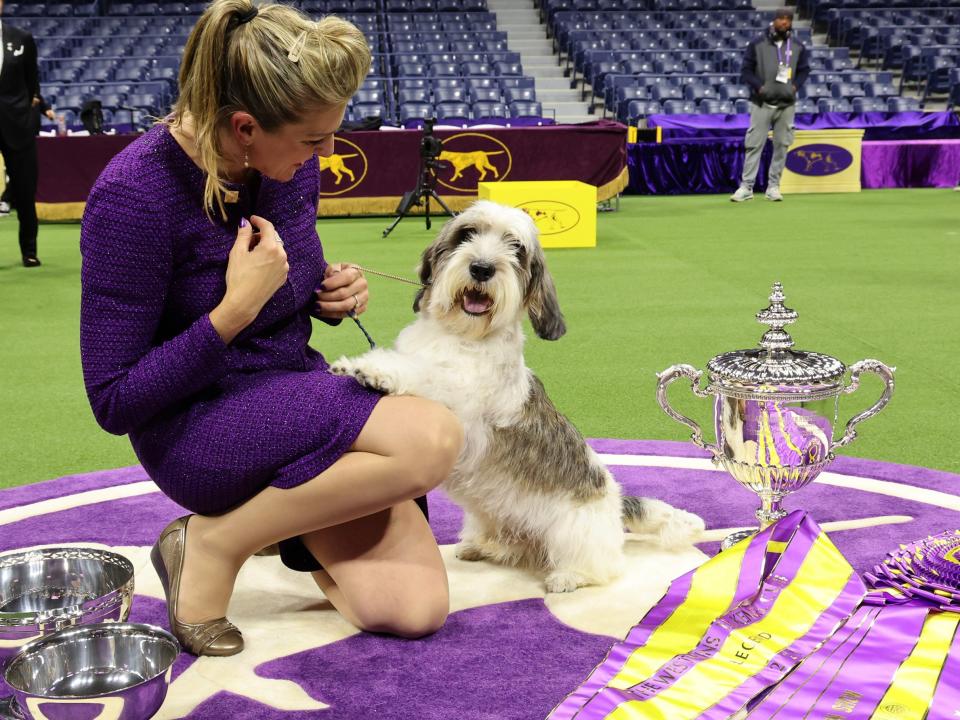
[740,102,796,191]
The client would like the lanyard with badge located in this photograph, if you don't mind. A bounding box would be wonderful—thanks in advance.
[775,38,792,84]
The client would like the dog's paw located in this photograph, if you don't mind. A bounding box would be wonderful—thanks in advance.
[545,570,590,594]
[660,508,706,546]
[328,357,354,377]
[330,358,398,394]
[454,542,488,562]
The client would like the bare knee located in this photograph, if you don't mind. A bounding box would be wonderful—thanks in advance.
[351,590,449,639]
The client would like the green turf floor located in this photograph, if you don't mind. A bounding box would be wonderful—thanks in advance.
[1,188,957,489]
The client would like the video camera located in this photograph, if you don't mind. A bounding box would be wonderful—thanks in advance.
[420,117,443,161]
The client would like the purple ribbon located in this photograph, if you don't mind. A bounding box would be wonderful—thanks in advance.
[927,616,960,720]
[551,512,854,720]
[746,604,929,719]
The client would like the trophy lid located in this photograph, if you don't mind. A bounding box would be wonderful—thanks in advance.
[706,283,846,395]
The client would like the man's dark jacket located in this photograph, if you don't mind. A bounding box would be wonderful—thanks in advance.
[740,26,810,108]
[0,23,40,150]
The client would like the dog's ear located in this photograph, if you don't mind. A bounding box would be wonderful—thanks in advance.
[413,242,435,313]
[527,244,566,340]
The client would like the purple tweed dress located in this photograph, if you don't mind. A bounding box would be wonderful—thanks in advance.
[79,124,382,515]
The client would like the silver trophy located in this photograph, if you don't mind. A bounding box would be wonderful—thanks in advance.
[656,283,895,550]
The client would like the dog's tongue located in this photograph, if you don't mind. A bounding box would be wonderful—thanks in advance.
[464,290,493,314]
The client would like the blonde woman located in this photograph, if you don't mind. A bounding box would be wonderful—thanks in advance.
[79,0,462,657]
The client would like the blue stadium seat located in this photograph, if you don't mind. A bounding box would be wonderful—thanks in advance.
[734,98,751,113]
[508,100,542,118]
[662,99,698,114]
[436,101,470,120]
[494,61,523,76]
[651,85,683,102]
[470,87,501,102]
[852,97,888,112]
[472,101,508,119]
[831,82,865,99]
[399,102,434,123]
[503,86,536,104]
[818,97,853,113]
[462,62,492,76]
[864,81,897,99]
[683,83,719,102]
[435,87,467,104]
[398,87,430,105]
[887,96,920,112]
[698,99,734,114]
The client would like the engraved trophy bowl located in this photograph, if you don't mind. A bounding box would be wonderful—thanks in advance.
[656,283,895,550]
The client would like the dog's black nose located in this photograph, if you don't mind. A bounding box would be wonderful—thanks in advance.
[469,261,495,282]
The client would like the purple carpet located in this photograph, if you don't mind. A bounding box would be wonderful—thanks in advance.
[2,440,957,719]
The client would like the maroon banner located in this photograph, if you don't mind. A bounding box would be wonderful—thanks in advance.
[34,122,629,220]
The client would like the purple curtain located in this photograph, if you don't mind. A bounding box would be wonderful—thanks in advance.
[626,138,960,194]
[628,138,772,194]
[647,111,960,142]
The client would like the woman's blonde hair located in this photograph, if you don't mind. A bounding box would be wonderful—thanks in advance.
[169,0,371,220]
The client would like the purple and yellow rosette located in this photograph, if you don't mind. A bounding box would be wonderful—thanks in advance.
[866,529,960,610]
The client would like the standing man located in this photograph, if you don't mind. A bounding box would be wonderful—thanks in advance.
[0,0,43,266]
[0,93,54,217]
[730,7,809,203]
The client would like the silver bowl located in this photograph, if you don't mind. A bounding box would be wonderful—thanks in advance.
[3,623,178,720]
[0,548,135,668]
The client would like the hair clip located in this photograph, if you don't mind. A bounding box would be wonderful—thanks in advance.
[287,29,308,62]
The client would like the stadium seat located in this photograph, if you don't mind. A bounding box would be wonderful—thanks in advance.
[503,86,536,104]
[626,100,662,122]
[508,100,542,118]
[662,99,697,114]
[851,97,888,112]
[887,96,920,112]
[472,101,508,119]
[436,101,470,120]
[435,87,467,104]
[398,88,430,105]
[399,102,434,123]
[470,87,501,102]
[698,99,733,114]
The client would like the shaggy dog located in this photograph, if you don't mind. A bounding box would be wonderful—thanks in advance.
[331,201,704,592]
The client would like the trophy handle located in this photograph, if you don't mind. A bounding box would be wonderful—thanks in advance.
[831,359,895,451]
[656,364,720,456]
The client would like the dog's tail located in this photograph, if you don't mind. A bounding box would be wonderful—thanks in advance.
[622,496,706,548]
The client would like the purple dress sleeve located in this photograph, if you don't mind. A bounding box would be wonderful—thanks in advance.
[80,179,232,435]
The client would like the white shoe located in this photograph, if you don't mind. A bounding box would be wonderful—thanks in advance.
[953,185,960,192]
[730,186,754,202]
[765,186,783,201]
[0,201,10,216]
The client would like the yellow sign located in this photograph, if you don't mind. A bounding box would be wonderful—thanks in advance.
[780,129,864,194]
[478,180,597,248]
[318,137,368,196]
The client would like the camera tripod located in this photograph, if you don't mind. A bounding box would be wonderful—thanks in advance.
[383,140,454,238]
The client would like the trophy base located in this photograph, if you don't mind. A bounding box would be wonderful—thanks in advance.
[720,528,757,551]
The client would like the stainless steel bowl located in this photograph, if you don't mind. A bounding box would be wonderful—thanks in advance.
[0,548,135,667]
[4,623,179,720]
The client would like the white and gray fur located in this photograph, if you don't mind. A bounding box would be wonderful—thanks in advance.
[330,200,704,592]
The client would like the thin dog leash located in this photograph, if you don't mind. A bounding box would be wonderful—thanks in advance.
[343,265,429,350]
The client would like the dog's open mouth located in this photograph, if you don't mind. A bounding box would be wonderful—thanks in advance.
[461,288,494,316]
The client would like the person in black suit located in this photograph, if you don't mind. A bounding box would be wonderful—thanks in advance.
[0,93,53,216]
[0,0,43,267]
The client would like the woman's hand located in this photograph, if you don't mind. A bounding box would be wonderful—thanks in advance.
[314,263,369,320]
[210,215,289,344]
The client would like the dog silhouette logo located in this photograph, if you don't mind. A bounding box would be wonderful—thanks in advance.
[436,133,512,192]
[318,137,368,196]
[517,201,581,236]
[785,144,853,177]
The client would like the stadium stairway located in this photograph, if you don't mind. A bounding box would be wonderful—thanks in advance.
[487,0,594,123]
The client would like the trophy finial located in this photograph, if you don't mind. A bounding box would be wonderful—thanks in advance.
[756,281,797,351]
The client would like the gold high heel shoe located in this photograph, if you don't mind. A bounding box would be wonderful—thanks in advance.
[150,515,244,657]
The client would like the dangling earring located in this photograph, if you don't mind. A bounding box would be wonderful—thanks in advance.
[243,147,250,169]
